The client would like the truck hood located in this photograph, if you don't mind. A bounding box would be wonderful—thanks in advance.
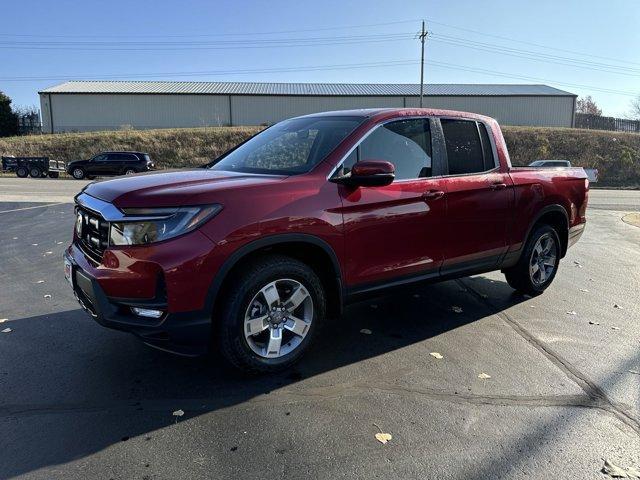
[82,169,286,207]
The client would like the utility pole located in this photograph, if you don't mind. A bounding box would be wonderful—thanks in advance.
[418,20,427,108]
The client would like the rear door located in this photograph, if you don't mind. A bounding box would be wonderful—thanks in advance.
[438,118,513,273]
[87,154,109,175]
[338,117,448,288]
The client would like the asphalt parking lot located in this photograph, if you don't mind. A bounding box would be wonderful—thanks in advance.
[0,177,639,479]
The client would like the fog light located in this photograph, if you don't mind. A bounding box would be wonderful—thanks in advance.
[131,307,163,319]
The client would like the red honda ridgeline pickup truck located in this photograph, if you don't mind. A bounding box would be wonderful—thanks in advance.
[64,108,588,373]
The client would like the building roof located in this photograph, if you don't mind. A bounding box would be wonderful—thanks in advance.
[39,81,575,97]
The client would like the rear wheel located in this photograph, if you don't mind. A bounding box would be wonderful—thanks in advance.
[504,224,560,295]
[124,168,136,175]
[29,167,42,178]
[16,167,28,178]
[72,167,85,179]
[218,255,325,374]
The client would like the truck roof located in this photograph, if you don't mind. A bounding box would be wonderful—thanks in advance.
[298,108,496,124]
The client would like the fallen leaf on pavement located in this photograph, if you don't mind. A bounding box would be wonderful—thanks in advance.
[429,352,443,359]
[2,328,11,333]
[573,261,583,268]
[56,241,63,245]
[31,243,38,246]
[628,467,640,478]
[12,237,18,240]
[601,459,636,478]
[36,280,45,284]
[611,326,621,331]
[628,370,640,376]
[579,289,589,293]
[614,304,624,309]
[43,294,52,299]
[451,306,463,313]
[173,409,184,417]
[373,423,392,444]
[589,321,600,325]
[478,373,491,379]
[360,329,372,335]
[566,311,577,316]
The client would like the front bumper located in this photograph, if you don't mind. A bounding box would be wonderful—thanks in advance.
[64,250,211,356]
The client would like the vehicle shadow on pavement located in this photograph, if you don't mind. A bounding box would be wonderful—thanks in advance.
[1,276,548,478]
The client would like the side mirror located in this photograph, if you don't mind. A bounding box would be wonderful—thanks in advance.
[331,160,395,187]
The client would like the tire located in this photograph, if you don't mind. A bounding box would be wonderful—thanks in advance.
[218,254,326,374]
[29,167,41,178]
[71,167,85,180]
[16,167,28,178]
[504,224,561,296]
[124,168,136,175]
[48,172,59,179]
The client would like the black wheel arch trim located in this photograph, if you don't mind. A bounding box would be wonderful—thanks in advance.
[501,203,569,268]
[205,233,344,317]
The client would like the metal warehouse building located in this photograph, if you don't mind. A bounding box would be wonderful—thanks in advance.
[39,81,577,133]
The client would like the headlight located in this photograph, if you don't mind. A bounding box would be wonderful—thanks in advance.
[109,204,222,246]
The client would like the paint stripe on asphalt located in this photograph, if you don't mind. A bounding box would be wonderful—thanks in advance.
[0,202,67,214]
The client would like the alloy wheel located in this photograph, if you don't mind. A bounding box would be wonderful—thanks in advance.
[529,233,557,286]
[243,278,313,359]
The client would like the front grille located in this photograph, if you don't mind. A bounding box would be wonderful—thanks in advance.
[75,206,109,265]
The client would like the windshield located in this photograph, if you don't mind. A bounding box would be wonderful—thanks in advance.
[209,116,363,175]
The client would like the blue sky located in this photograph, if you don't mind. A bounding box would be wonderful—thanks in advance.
[2,0,639,117]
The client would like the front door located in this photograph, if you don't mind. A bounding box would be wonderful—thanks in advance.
[338,118,447,290]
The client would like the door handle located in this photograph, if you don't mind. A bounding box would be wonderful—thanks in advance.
[422,190,445,200]
[490,182,507,190]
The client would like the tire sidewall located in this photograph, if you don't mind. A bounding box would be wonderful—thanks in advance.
[72,168,85,179]
[16,167,28,178]
[29,167,41,178]
[523,225,561,294]
[221,258,325,372]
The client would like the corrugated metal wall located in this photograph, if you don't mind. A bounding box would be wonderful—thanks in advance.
[40,93,575,133]
[40,94,231,132]
[406,95,574,127]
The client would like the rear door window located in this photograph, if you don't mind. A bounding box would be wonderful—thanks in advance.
[441,119,486,175]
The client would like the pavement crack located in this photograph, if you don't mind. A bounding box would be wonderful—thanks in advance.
[458,278,640,436]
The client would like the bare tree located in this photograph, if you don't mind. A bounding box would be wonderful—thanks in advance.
[576,96,602,116]
[629,95,640,120]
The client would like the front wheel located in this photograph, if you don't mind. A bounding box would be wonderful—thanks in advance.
[71,167,85,179]
[124,168,136,175]
[218,255,325,374]
[504,224,561,296]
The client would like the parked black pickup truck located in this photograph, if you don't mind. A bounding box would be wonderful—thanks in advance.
[2,156,66,178]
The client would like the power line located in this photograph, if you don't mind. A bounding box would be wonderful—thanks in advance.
[0,60,421,81]
[430,33,640,76]
[426,60,639,97]
[2,57,635,98]
[0,19,420,39]
[426,18,640,67]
